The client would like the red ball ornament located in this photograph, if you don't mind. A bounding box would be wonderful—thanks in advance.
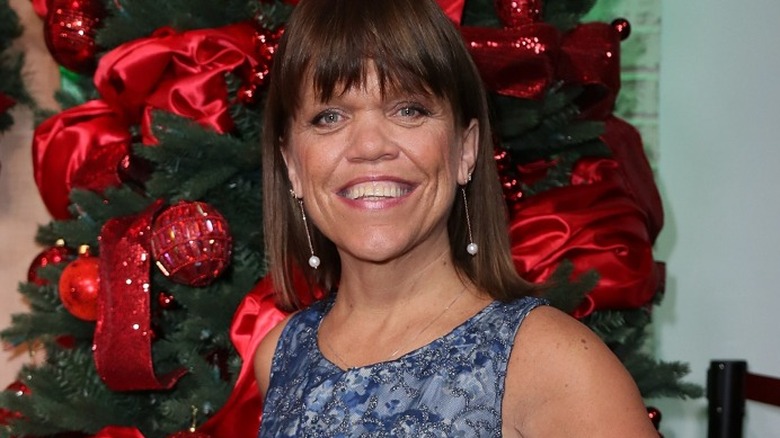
[28,243,73,285]
[58,248,100,321]
[647,406,662,430]
[494,0,542,28]
[0,380,30,426]
[611,18,632,41]
[44,0,106,73]
[150,202,233,287]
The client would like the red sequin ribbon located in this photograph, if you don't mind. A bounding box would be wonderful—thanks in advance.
[95,200,187,390]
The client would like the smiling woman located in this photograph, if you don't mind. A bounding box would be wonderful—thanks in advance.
[254,0,659,436]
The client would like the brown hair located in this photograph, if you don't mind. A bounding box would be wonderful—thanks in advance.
[262,0,536,311]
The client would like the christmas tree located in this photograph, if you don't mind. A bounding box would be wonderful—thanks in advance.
[1,0,700,436]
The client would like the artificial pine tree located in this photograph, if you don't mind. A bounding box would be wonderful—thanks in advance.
[1,0,700,437]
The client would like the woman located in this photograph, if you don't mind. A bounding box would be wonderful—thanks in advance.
[255,0,658,436]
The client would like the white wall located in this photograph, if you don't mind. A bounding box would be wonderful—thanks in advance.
[0,0,58,386]
[652,0,780,436]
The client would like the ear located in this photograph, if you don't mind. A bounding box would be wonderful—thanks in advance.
[457,118,479,185]
[280,141,304,197]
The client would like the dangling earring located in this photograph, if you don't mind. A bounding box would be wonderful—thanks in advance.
[294,194,321,269]
[462,175,478,256]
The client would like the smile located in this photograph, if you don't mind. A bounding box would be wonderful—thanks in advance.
[339,181,413,200]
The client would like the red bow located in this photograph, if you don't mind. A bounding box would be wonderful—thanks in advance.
[94,22,262,144]
[31,100,130,219]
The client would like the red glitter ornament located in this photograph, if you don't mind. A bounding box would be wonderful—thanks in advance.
[28,242,73,285]
[44,0,105,73]
[150,201,232,287]
[611,18,632,41]
[494,0,543,28]
[0,380,30,426]
[58,247,100,321]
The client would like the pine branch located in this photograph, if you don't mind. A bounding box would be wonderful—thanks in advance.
[97,0,254,49]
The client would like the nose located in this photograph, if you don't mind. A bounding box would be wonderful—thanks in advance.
[345,114,399,162]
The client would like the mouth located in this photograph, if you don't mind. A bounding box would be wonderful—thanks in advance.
[339,180,414,201]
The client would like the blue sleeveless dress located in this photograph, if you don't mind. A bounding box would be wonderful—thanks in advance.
[259,295,547,437]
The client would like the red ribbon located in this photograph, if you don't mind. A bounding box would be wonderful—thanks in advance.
[459,1,621,112]
[94,22,261,144]
[92,426,145,438]
[31,100,130,219]
[95,200,188,391]
[510,120,663,317]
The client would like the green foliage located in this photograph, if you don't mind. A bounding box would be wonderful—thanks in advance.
[97,0,255,50]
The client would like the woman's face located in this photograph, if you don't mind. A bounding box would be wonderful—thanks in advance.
[283,65,478,266]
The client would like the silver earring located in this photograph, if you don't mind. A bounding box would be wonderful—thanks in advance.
[297,197,321,269]
[461,187,478,256]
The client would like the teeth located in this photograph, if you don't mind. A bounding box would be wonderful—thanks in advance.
[342,181,410,200]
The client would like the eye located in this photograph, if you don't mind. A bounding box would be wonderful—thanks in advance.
[396,104,431,119]
[311,109,343,126]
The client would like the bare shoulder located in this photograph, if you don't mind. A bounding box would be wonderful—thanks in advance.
[502,305,658,437]
[253,313,296,397]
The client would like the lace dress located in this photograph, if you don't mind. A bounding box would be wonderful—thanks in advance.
[259,294,547,437]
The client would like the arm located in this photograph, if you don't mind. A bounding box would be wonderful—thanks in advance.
[503,306,658,437]
[253,315,293,397]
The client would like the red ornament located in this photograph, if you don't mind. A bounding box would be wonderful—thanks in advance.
[0,380,30,426]
[28,243,73,285]
[157,291,178,309]
[611,18,632,41]
[494,0,543,28]
[44,0,105,73]
[58,248,100,321]
[150,202,233,287]
[647,406,662,429]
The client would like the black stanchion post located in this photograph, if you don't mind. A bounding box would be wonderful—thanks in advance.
[708,360,747,438]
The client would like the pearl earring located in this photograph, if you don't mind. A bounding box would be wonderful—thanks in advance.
[295,196,320,269]
[461,186,478,256]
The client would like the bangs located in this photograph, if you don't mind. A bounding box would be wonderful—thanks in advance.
[275,0,460,115]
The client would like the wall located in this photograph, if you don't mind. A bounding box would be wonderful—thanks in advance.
[0,0,58,385]
[652,0,780,436]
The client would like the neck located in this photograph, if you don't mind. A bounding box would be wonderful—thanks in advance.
[334,245,464,312]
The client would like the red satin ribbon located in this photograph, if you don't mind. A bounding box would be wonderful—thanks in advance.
[94,22,260,144]
[31,100,130,219]
[92,426,145,438]
[511,151,661,318]
[598,117,664,239]
[95,200,188,391]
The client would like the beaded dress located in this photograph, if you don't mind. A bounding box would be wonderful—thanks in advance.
[259,294,547,437]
